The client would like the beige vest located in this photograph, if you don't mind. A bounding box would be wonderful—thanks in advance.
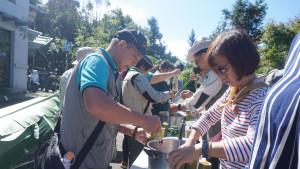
[60,50,118,169]
[122,70,152,115]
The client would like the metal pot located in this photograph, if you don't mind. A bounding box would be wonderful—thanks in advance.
[144,137,185,169]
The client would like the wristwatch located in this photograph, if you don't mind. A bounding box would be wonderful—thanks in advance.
[177,104,181,110]
[202,139,209,158]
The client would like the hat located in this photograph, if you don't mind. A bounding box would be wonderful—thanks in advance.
[186,37,212,62]
[114,28,152,65]
[73,47,94,65]
[143,56,153,67]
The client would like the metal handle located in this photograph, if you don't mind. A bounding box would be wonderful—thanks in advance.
[143,147,161,159]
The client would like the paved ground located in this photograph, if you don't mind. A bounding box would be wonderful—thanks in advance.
[0,88,54,109]
[111,133,125,169]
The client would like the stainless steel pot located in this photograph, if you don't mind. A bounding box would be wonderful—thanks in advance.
[144,137,185,169]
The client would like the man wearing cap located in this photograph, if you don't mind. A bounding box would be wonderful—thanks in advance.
[169,37,226,115]
[60,28,161,169]
[59,47,94,103]
[169,37,227,169]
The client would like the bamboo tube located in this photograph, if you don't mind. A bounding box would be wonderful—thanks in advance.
[198,161,211,169]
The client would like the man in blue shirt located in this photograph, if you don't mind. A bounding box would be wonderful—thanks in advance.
[60,29,161,169]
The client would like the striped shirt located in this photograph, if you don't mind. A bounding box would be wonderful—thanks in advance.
[193,86,269,169]
[247,33,300,169]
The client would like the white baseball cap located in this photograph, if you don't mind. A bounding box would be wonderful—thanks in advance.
[72,47,94,65]
[186,37,212,62]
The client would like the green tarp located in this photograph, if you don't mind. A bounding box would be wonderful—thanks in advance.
[0,94,61,169]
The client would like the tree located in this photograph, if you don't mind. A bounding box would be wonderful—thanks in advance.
[36,0,81,42]
[30,0,42,6]
[100,8,137,39]
[212,0,267,43]
[188,29,196,47]
[179,69,196,92]
[258,16,300,74]
[146,17,166,59]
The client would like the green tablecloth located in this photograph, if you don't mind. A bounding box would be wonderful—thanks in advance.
[0,94,61,168]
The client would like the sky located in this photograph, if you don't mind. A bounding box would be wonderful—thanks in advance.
[43,0,300,62]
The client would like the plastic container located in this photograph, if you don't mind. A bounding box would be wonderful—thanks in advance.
[169,125,179,137]
[185,121,196,138]
[61,151,74,169]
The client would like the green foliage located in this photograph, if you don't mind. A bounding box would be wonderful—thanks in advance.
[146,17,167,60]
[30,0,42,6]
[33,0,186,75]
[258,16,300,75]
[211,0,267,43]
[36,0,81,42]
[148,55,159,65]
[0,29,9,53]
[179,69,196,92]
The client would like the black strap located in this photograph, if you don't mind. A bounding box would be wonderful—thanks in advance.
[53,114,105,169]
[143,101,151,114]
[130,74,139,87]
[53,113,62,134]
[71,120,105,169]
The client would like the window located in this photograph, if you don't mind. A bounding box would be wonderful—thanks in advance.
[0,29,11,88]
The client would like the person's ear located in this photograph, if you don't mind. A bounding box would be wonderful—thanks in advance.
[118,40,127,49]
[142,65,147,72]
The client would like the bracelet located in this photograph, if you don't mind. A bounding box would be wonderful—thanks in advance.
[130,128,135,136]
[177,104,182,110]
[131,126,139,140]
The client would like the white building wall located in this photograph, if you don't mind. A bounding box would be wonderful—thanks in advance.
[12,28,29,91]
[0,0,29,20]
[0,0,29,91]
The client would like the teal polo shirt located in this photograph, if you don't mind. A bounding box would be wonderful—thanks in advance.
[77,48,117,94]
[146,72,153,81]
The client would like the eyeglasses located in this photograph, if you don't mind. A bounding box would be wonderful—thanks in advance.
[194,54,202,60]
[214,66,227,75]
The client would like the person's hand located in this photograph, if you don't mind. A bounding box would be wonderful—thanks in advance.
[180,90,193,100]
[179,139,194,149]
[135,128,151,145]
[168,91,175,98]
[142,115,161,134]
[166,144,202,169]
[190,74,198,81]
[190,107,205,119]
[168,104,179,115]
[172,69,181,76]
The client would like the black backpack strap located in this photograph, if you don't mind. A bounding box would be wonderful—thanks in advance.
[70,120,106,169]
[130,74,139,87]
[56,112,106,168]
[53,113,62,134]
[130,73,150,115]
[143,101,151,114]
